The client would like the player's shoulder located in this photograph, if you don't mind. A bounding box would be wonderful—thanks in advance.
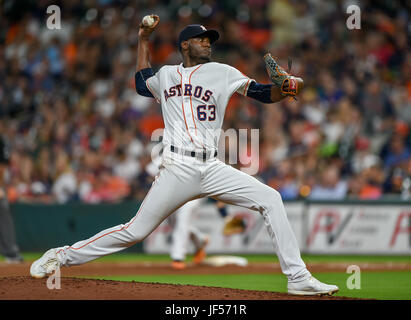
[206,62,244,75]
[205,62,232,70]
[156,65,176,74]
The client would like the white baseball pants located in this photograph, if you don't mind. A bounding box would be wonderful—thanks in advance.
[56,148,310,283]
[169,198,207,261]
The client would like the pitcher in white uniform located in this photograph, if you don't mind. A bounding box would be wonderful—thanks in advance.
[30,15,338,296]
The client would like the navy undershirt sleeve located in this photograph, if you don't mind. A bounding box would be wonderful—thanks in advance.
[135,68,155,98]
[246,81,273,103]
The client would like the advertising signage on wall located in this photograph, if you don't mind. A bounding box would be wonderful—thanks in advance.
[305,204,411,254]
[144,201,411,255]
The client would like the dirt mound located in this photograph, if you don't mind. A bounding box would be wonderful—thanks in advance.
[0,276,353,300]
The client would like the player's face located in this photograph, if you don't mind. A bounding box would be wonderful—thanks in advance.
[188,36,211,62]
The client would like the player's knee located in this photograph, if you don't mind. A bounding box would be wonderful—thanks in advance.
[131,233,146,243]
[123,229,146,243]
[260,188,283,208]
[264,186,281,200]
[271,188,282,201]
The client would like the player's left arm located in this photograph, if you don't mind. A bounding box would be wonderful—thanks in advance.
[246,78,304,104]
[271,77,303,102]
[246,53,304,103]
[228,65,303,104]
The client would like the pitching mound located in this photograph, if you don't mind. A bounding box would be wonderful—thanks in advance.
[0,260,390,300]
[0,276,352,300]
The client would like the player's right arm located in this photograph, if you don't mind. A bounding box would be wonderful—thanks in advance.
[135,15,160,98]
[136,14,159,71]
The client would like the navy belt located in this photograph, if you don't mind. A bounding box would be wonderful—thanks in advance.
[170,145,217,161]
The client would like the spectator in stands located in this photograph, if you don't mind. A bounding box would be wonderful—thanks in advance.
[309,164,348,200]
[52,151,77,204]
[383,135,411,169]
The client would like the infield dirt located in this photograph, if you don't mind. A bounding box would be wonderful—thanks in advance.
[1,261,404,300]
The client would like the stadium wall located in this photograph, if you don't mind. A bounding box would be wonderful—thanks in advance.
[10,200,411,254]
[10,201,144,252]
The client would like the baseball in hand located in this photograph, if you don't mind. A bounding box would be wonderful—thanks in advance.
[142,15,155,27]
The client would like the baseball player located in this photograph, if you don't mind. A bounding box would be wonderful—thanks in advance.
[169,198,208,270]
[169,198,236,270]
[31,16,338,295]
[0,134,24,263]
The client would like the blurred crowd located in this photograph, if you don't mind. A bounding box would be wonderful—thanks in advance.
[1,0,411,204]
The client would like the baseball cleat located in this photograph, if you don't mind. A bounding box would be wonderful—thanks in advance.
[287,276,339,296]
[30,248,61,279]
[5,254,24,264]
[171,260,186,270]
[193,237,209,265]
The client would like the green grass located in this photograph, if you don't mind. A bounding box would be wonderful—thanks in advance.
[300,254,411,264]
[96,253,411,264]
[85,271,411,300]
[12,252,411,264]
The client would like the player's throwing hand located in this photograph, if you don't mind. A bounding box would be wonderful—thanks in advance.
[138,14,160,39]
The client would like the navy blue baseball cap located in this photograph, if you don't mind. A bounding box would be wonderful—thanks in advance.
[178,24,219,48]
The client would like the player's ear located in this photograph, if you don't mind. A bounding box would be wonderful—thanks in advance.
[181,40,189,51]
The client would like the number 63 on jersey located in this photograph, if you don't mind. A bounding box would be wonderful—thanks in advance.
[197,104,216,121]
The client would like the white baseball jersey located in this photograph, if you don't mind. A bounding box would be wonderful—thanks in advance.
[54,61,311,285]
[146,62,254,151]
